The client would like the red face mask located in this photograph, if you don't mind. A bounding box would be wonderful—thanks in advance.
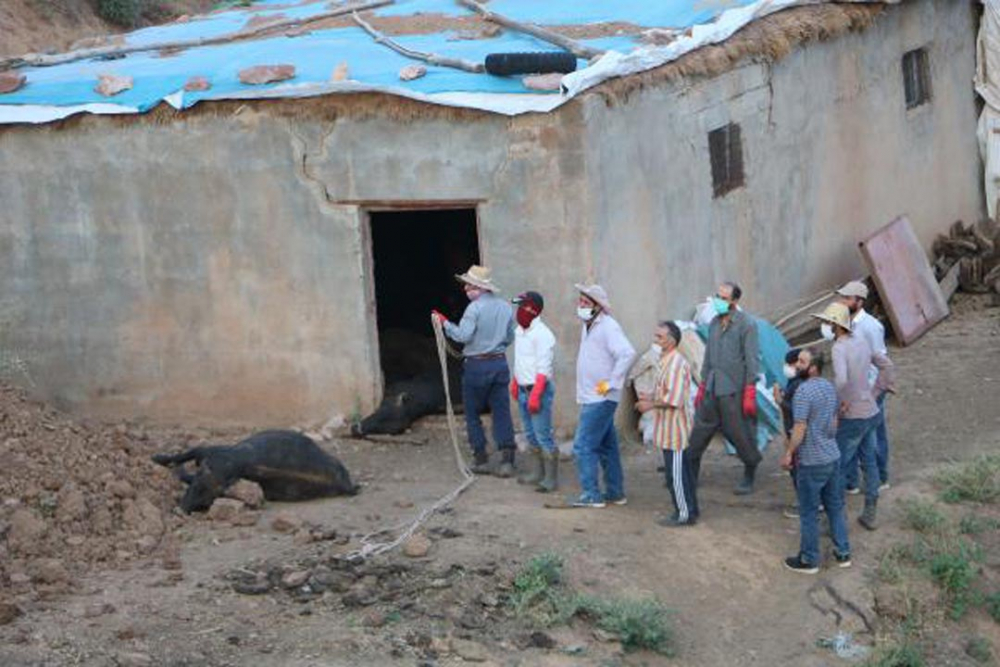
[516,303,539,329]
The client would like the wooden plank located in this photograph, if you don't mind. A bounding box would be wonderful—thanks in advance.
[858,216,949,346]
[938,261,961,303]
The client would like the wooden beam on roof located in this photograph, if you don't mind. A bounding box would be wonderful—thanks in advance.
[456,0,605,61]
[1,0,395,70]
[352,12,485,73]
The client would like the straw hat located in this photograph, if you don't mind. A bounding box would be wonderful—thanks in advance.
[813,301,853,332]
[455,265,498,292]
[574,283,612,312]
[836,280,869,300]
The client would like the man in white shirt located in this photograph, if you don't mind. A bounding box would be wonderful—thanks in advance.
[836,281,893,493]
[569,283,636,508]
[510,291,559,492]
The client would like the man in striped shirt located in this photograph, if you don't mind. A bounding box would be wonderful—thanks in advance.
[636,321,696,526]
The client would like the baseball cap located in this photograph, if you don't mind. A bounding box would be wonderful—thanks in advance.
[513,291,544,311]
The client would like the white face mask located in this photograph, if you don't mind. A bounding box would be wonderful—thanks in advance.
[783,364,798,380]
[651,344,663,355]
[576,307,594,321]
[820,323,835,341]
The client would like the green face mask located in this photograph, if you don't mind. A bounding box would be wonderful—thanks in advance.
[712,296,731,315]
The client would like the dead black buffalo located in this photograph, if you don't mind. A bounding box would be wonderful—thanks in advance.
[152,430,358,513]
[351,329,463,437]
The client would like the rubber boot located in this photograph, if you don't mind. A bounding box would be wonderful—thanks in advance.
[536,451,559,493]
[858,499,878,531]
[518,448,543,485]
[734,463,757,496]
[495,448,515,478]
[471,450,492,475]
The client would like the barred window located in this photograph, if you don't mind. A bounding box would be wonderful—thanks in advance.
[708,123,744,198]
[902,48,931,109]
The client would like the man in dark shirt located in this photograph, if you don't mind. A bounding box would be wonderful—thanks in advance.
[687,282,762,503]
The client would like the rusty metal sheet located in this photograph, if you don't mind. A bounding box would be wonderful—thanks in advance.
[859,216,949,346]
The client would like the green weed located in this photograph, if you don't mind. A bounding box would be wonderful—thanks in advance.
[986,592,1000,624]
[928,541,982,620]
[864,640,924,667]
[900,499,947,534]
[966,636,994,664]
[959,514,1000,535]
[576,596,675,655]
[935,455,1000,504]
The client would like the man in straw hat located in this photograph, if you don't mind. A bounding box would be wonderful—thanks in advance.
[686,282,763,500]
[568,283,636,508]
[835,280,893,495]
[433,265,517,477]
[814,301,894,530]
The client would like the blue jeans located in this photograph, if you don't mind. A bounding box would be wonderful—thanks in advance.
[845,394,890,487]
[573,401,624,502]
[796,460,850,566]
[837,413,880,503]
[516,381,556,454]
[461,357,515,454]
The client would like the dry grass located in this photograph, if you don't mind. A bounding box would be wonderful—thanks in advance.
[590,4,885,107]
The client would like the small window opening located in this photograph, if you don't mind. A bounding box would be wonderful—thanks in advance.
[902,48,931,109]
[709,123,745,198]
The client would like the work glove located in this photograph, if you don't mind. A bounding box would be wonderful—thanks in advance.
[694,383,706,409]
[528,374,547,414]
[431,310,447,325]
[509,379,519,401]
[595,380,610,397]
[742,384,757,419]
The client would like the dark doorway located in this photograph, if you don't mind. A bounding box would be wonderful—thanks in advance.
[369,208,480,381]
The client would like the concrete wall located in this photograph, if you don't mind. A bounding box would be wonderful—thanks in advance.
[0,0,981,429]
[581,0,981,349]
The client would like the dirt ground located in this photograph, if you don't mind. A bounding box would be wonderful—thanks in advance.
[1,294,999,667]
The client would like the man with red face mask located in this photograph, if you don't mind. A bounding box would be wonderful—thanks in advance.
[510,291,558,492]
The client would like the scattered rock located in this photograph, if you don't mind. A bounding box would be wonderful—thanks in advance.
[56,484,88,523]
[230,511,260,527]
[233,578,272,596]
[331,61,349,82]
[115,651,152,667]
[293,528,314,545]
[107,480,135,499]
[271,511,303,533]
[0,602,23,625]
[403,533,432,558]
[527,631,556,649]
[592,628,618,643]
[123,498,163,537]
[362,610,387,628]
[522,73,564,92]
[207,498,245,523]
[399,65,427,81]
[30,558,69,584]
[183,76,211,92]
[281,570,311,589]
[8,508,46,552]
[452,638,489,662]
[83,602,116,618]
[238,64,296,85]
[135,535,159,555]
[430,636,452,656]
[225,480,264,509]
[95,74,134,97]
[0,71,26,94]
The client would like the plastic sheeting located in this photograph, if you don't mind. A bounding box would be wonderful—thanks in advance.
[0,0,892,124]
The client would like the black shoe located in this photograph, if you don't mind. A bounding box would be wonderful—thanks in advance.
[471,451,492,475]
[734,464,757,496]
[783,556,819,574]
[495,448,515,478]
[834,553,852,568]
[657,515,696,527]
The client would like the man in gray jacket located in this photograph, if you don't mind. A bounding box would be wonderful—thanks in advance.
[686,282,762,503]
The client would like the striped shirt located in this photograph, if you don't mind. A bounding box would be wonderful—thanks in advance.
[652,350,693,452]
[791,377,841,466]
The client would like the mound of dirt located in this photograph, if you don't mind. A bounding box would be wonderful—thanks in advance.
[0,383,183,600]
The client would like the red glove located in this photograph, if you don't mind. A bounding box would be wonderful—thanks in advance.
[742,384,757,419]
[509,379,519,401]
[431,310,447,325]
[527,374,547,414]
[694,383,706,409]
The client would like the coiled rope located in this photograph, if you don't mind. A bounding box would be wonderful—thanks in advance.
[338,314,475,561]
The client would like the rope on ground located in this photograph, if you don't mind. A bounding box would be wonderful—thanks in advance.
[337,314,475,562]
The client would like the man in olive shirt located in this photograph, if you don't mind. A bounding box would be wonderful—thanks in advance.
[686,282,762,502]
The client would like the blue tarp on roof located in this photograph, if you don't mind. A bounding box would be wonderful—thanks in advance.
[0,0,878,123]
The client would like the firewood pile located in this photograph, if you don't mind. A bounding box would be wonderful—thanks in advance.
[932,219,1000,299]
